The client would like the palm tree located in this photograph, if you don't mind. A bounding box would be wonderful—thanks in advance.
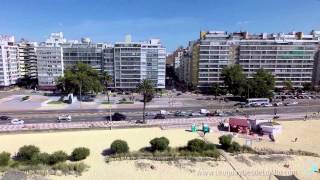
[101,72,113,103]
[136,79,155,123]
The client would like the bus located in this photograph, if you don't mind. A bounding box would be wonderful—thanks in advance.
[246,98,270,106]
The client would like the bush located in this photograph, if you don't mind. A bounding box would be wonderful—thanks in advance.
[204,143,217,151]
[218,135,233,150]
[37,152,50,165]
[187,139,207,152]
[0,152,11,166]
[150,137,170,152]
[52,162,88,175]
[227,142,241,153]
[16,145,40,162]
[49,151,68,165]
[203,150,220,159]
[110,140,129,154]
[70,147,90,161]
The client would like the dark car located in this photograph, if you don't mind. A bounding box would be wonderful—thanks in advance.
[80,96,95,102]
[154,114,166,119]
[106,112,126,121]
[0,116,11,121]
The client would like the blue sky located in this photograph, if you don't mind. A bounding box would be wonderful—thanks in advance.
[1,0,320,52]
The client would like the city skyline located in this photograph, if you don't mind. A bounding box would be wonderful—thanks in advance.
[1,0,320,52]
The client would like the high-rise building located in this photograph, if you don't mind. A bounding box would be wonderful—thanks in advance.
[0,35,19,87]
[194,30,320,90]
[113,38,166,89]
[62,38,104,72]
[17,40,38,81]
[36,33,65,90]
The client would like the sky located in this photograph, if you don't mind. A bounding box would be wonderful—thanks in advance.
[1,0,320,52]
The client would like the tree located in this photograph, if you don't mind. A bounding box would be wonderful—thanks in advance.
[149,137,170,152]
[302,82,313,91]
[101,72,113,103]
[221,65,246,96]
[110,140,129,154]
[283,80,293,91]
[211,83,221,99]
[0,152,11,166]
[70,147,90,161]
[57,63,104,96]
[16,145,40,162]
[136,79,155,123]
[187,139,207,152]
[249,69,275,98]
[37,152,50,165]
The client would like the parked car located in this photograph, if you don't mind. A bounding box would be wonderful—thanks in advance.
[0,116,11,121]
[80,96,95,102]
[206,112,215,117]
[174,111,187,117]
[57,115,72,122]
[189,112,201,116]
[284,101,298,106]
[106,113,126,121]
[11,119,24,125]
[261,103,273,107]
[154,114,166,119]
[145,112,157,116]
[176,93,182,96]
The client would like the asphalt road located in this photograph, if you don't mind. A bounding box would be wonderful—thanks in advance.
[1,104,320,125]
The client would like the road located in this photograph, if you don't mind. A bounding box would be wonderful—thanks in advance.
[1,104,320,125]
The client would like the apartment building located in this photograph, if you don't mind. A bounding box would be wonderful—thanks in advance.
[36,32,65,89]
[0,35,19,87]
[195,30,320,90]
[18,40,38,80]
[113,37,166,89]
[62,38,104,72]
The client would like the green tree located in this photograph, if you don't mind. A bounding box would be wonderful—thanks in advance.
[101,72,113,103]
[211,83,221,99]
[57,63,104,96]
[149,137,170,152]
[283,80,293,91]
[249,69,275,98]
[136,79,155,123]
[110,140,129,154]
[221,65,246,96]
[302,82,313,91]
[49,151,68,165]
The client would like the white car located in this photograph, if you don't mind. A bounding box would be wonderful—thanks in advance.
[285,101,298,106]
[145,112,157,116]
[200,109,210,114]
[57,115,72,122]
[190,112,201,116]
[262,103,273,107]
[11,119,24,125]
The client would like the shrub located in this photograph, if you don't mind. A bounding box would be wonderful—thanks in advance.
[187,139,207,152]
[0,152,11,166]
[16,145,40,162]
[218,135,233,150]
[150,137,170,152]
[203,150,220,159]
[70,147,90,161]
[49,151,68,165]
[37,152,50,165]
[227,142,241,153]
[110,140,129,154]
[52,162,88,175]
[204,143,217,151]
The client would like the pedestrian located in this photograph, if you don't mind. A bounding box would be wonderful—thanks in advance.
[294,137,298,142]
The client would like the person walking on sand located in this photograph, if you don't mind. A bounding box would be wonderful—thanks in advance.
[294,137,298,142]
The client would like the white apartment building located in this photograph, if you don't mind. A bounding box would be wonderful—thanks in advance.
[197,31,320,89]
[0,35,19,87]
[36,32,65,89]
[113,37,166,89]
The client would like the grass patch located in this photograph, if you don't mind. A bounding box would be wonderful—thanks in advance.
[47,101,64,105]
[117,101,134,104]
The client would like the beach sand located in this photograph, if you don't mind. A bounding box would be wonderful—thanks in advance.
[0,120,319,179]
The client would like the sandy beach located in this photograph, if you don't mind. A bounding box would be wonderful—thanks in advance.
[0,120,319,180]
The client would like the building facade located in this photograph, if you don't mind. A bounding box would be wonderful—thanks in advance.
[36,33,65,89]
[0,35,19,87]
[18,40,38,81]
[193,31,320,89]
